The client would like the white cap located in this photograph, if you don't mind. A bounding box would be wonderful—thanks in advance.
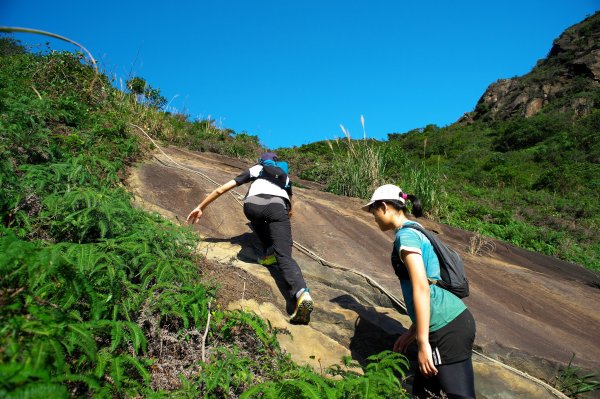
[361,184,405,211]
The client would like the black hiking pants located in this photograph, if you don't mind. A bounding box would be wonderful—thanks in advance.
[411,310,476,398]
[412,357,476,399]
[243,196,306,299]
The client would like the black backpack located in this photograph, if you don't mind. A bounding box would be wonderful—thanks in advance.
[401,224,470,298]
[258,160,290,189]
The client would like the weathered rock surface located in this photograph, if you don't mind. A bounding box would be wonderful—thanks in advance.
[127,147,600,398]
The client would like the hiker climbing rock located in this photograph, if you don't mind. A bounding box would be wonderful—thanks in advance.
[186,152,314,324]
[363,184,476,399]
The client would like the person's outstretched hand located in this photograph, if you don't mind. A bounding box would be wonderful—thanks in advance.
[187,207,203,224]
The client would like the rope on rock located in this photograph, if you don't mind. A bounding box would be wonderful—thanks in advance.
[292,241,406,309]
[130,124,570,399]
[130,123,245,206]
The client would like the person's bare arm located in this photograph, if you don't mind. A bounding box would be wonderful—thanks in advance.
[186,179,237,224]
[404,251,438,377]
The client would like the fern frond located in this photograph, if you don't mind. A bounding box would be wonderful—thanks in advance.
[240,383,278,399]
[119,355,150,384]
[298,373,338,399]
[66,323,97,361]
[111,356,124,389]
[125,322,147,354]
[0,362,26,387]
[57,373,101,390]
[94,349,111,379]
[364,350,408,378]
[281,379,328,399]
[47,338,66,372]
[203,352,231,392]
[2,382,69,399]
[30,340,49,371]
[109,322,124,352]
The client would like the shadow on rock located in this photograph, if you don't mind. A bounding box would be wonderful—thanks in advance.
[332,294,408,366]
[203,230,297,315]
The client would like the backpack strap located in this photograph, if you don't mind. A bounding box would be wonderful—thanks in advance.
[399,224,437,284]
[402,223,469,298]
[401,224,451,284]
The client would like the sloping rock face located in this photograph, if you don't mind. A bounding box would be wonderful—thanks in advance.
[127,147,600,398]
[462,11,600,122]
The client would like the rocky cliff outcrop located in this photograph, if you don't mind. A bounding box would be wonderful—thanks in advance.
[461,11,600,123]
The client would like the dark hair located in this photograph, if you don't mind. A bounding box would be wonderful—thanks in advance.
[372,194,423,217]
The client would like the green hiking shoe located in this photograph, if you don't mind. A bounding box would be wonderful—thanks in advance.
[258,254,277,266]
[290,289,313,325]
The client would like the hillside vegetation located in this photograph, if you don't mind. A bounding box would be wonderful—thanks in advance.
[0,37,411,397]
[278,12,600,271]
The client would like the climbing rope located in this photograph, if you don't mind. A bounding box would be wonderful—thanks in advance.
[130,124,569,399]
[130,123,245,206]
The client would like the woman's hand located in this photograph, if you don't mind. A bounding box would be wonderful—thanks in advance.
[393,328,416,353]
[417,341,438,378]
[186,206,203,224]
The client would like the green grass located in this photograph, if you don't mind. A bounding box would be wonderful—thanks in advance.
[553,354,600,398]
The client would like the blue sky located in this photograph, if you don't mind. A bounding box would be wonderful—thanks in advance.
[2,1,599,149]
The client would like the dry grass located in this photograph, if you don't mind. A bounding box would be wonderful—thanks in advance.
[468,232,496,256]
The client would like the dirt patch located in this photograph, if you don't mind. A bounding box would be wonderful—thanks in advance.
[202,259,278,310]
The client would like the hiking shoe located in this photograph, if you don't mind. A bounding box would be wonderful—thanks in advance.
[290,289,313,325]
[258,254,277,266]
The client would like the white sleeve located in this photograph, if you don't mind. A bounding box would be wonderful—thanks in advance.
[248,164,263,178]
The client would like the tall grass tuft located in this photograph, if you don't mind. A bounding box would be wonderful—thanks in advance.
[324,118,448,219]
[326,119,386,199]
[401,166,449,220]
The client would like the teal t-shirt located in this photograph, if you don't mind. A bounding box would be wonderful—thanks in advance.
[395,221,466,332]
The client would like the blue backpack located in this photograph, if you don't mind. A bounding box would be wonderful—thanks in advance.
[258,159,290,189]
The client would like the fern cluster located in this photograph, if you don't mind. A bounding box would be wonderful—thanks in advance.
[1,229,149,397]
[0,42,216,397]
[241,351,409,399]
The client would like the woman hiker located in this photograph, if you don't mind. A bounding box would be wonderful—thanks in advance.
[186,152,313,325]
[362,184,476,398]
